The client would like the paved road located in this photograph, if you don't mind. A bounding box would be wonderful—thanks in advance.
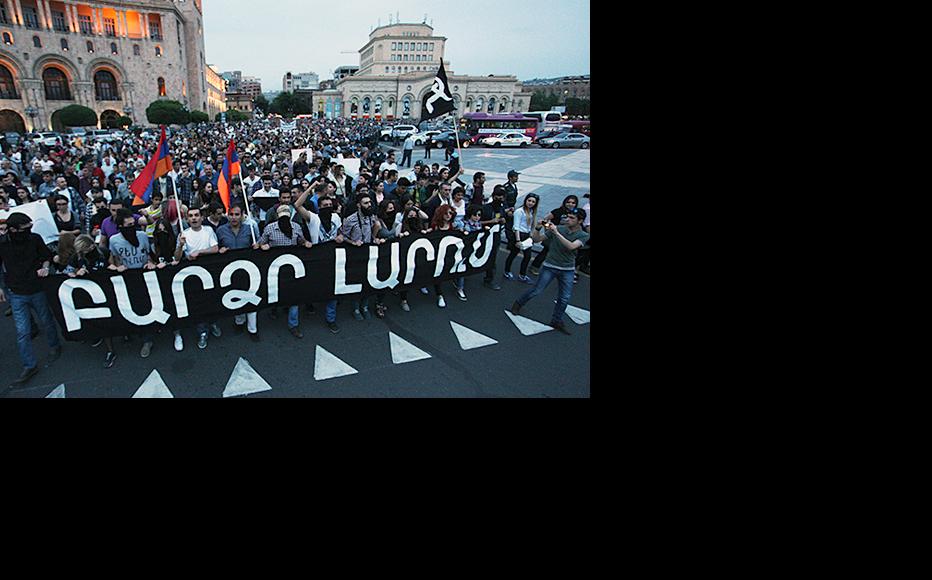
[2,147,591,398]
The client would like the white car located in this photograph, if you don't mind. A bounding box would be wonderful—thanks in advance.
[481,133,533,148]
[36,132,62,147]
[391,124,418,139]
[409,130,444,146]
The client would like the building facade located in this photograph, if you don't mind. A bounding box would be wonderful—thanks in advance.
[282,70,317,93]
[224,90,251,115]
[220,69,241,92]
[523,75,590,101]
[312,23,533,122]
[1,0,209,132]
[205,63,225,120]
[240,75,260,100]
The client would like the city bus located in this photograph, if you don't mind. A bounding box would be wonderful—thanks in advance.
[522,110,565,134]
[461,113,538,144]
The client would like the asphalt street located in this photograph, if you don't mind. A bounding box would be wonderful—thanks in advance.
[2,147,591,398]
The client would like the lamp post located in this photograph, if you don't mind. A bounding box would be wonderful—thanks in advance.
[24,106,39,131]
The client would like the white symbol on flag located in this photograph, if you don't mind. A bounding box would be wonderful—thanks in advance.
[425,77,453,114]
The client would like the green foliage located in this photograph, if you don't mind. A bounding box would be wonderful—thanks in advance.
[270,92,312,116]
[118,116,133,127]
[217,109,250,123]
[190,110,210,123]
[529,91,560,111]
[253,94,269,113]
[565,98,590,117]
[146,100,190,125]
[57,105,98,128]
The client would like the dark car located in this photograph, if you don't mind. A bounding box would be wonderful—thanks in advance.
[433,130,472,149]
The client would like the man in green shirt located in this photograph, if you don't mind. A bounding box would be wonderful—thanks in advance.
[511,208,589,335]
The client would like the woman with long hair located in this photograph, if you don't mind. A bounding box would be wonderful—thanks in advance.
[396,206,432,313]
[152,216,178,265]
[52,232,78,274]
[70,234,117,368]
[504,193,540,284]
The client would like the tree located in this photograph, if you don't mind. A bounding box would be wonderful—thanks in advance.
[253,94,269,114]
[118,116,133,128]
[190,110,209,123]
[57,104,98,128]
[217,109,250,123]
[530,90,560,112]
[565,98,590,117]
[146,100,190,125]
[270,92,297,116]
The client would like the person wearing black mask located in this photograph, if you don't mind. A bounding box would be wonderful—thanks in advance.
[254,205,313,339]
[478,186,509,290]
[309,196,343,333]
[0,213,63,390]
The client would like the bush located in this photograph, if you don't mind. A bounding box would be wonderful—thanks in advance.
[190,110,209,123]
[57,105,98,128]
[217,110,250,123]
[118,115,132,127]
[146,100,190,125]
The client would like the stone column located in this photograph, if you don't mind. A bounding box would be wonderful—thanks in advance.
[118,10,126,37]
[3,1,14,25]
[143,13,149,40]
[138,12,144,39]
[68,3,78,33]
[12,0,23,25]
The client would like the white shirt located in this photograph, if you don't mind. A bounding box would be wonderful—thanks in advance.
[303,211,321,244]
[379,162,398,173]
[451,198,467,218]
[181,225,218,256]
[39,160,55,171]
[100,157,116,177]
[253,187,279,221]
[583,202,590,228]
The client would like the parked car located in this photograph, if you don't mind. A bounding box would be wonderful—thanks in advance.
[3,132,22,147]
[89,129,116,143]
[537,132,590,149]
[481,133,533,148]
[380,127,394,141]
[69,127,88,137]
[391,124,418,140]
[433,130,472,149]
[35,132,62,147]
[409,130,444,146]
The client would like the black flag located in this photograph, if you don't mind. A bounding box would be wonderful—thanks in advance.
[420,61,456,121]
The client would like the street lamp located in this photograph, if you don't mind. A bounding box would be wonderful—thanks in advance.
[24,106,39,131]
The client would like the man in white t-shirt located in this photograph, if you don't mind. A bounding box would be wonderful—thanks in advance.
[251,175,280,221]
[173,206,221,352]
[379,151,398,174]
[100,152,116,179]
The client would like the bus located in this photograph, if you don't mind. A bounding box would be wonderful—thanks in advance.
[522,110,565,134]
[461,113,538,144]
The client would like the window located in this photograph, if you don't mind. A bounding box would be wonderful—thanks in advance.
[61,38,69,51]
[43,67,72,100]
[385,67,389,73]
[392,42,396,50]
[158,77,166,97]
[24,7,40,29]
[150,24,162,40]
[105,18,116,37]
[133,44,140,56]
[111,42,118,55]
[53,11,68,32]
[79,14,93,35]
[33,36,41,48]
[0,4,8,25]
[404,55,408,61]
[404,42,409,51]
[94,70,120,101]
[0,65,18,99]
[2,32,12,46]
[155,46,162,57]
[86,41,94,53]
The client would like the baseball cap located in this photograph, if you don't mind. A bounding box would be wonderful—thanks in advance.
[507,170,520,178]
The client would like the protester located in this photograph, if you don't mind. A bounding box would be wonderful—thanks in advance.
[173,206,221,350]
[504,193,540,284]
[255,205,313,338]
[108,208,159,362]
[340,192,382,320]
[530,195,579,275]
[217,204,261,341]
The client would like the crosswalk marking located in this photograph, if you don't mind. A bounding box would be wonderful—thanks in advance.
[314,345,359,381]
[450,321,498,350]
[47,384,65,398]
[504,310,554,336]
[389,332,432,364]
[555,302,590,325]
[134,370,174,398]
[223,357,273,397]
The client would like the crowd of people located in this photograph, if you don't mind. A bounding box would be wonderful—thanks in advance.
[0,117,589,391]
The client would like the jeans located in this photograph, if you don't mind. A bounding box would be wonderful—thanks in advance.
[10,291,61,370]
[234,312,258,333]
[505,232,534,276]
[287,306,299,329]
[325,300,337,323]
[516,266,575,325]
[353,297,370,313]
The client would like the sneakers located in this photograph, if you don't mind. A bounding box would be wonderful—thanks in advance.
[456,288,467,301]
[574,274,579,284]
[174,333,184,352]
[510,301,522,316]
[289,327,304,339]
[353,309,363,321]
[327,321,340,334]
[91,338,104,348]
[518,274,534,284]
[11,366,39,387]
[197,333,208,349]
[362,308,372,320]
[210,323,222,338]
[483,281,502,291]
[140,342,153,358]
[437,296,446,308]
[529,266,540,276]
[400,300,411,312]
[249,332,261,343]
[104,351,116,368]
[419,287,430,295]
[550,322,572,335]
[503,272,515,280]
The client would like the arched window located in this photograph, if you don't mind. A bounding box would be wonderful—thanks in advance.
[110,42,118,55]
[362,97,370,114]
[94,70,120,101]
[155,46,162,57]
[2,32,12,46]
[43,67,72,101]
[403,97,411,118]
[86,40,94,53]
[0,65,18,99]
[133,44,140,56]
[375,97,382,115]
[475,97,484,112]
[33,36,41,48]
[500,98,508,113]
[487,97,496,114]
[61,38,69,51]
[157,77,166,97]
[350,97,358,114]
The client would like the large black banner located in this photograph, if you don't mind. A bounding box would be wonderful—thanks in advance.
[45,226,501,341]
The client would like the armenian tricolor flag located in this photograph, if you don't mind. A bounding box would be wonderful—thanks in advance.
[217,140,240,212]
[131,126,173,207]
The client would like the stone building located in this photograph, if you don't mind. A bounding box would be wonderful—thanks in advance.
[313,23,533,121]
[0,0,209,132]
[282,71,317,93]
[205,63,224,120]
[523,75,590,101]
[224,90,251,115]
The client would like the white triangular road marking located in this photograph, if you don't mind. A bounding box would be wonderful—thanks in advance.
[46,384,65,398]
[450,321,498,350]
[389,332,432,364]
[133,370,174,398]
[222,358,273,397]
[314,346,358,381]
[555,302,590,325]
[504,310,554,336]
